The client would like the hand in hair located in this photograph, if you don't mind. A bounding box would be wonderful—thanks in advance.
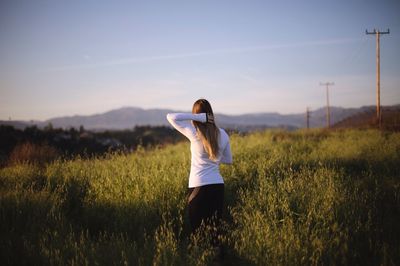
[206,113,215,124]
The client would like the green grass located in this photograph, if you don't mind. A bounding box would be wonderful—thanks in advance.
[1,129,399,265]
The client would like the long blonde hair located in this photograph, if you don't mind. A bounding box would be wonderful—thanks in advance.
[192,99,219,161]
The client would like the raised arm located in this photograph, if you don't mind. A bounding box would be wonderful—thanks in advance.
[166,113,206,140]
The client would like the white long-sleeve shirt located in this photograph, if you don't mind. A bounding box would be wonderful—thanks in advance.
[166,113,232,188]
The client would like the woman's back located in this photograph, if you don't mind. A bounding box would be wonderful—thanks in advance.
[188,127,231,187]
[166,112,232,187]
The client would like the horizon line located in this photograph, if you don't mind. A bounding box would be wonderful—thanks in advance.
[2,103,399,122]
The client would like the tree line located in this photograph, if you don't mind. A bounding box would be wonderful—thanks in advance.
[0,124,184,166]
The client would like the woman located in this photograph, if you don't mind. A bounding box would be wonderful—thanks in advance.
[166,99,232,240]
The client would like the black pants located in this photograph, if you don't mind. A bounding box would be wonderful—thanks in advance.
[188,184,224,240]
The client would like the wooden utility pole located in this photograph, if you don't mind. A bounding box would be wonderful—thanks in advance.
[306,107,310,129]
[366,28,390,129]
[320,82,334,128]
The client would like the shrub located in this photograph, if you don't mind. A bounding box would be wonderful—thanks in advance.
[8,142,59,166]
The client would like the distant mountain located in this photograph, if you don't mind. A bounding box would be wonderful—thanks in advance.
[47,107,175,130]
[1,105,399,131]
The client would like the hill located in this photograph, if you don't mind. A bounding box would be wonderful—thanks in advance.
[333,105,400,131]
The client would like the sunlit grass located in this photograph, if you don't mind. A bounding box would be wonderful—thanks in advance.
[1,129,399,265]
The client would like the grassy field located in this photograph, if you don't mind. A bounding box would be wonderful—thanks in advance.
[1,129,399,265]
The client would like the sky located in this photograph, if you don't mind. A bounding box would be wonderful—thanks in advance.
[1,0,399,121]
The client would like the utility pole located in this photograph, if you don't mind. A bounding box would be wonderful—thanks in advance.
[306,107,310,129]
[320,82,334,128]
[366,28,390,129]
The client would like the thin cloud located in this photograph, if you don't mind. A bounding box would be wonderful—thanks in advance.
[39,37,362,72]
[238,74,260,84]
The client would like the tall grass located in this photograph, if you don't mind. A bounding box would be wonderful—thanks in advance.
[1,129,399,265]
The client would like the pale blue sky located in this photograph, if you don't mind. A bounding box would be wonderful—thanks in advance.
[1,0,399,120]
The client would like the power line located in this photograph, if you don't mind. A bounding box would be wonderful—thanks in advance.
[320,82,334,128]
[306,107,311,129]
[366,28,390,129]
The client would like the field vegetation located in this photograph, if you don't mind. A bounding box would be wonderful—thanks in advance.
[1,129,399,265]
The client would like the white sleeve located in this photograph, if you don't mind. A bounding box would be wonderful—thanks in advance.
[166,113,207,140]
[220,139,233,164]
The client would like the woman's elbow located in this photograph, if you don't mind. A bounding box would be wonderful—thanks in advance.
[166,113,174,123]
[221,159,233,165]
